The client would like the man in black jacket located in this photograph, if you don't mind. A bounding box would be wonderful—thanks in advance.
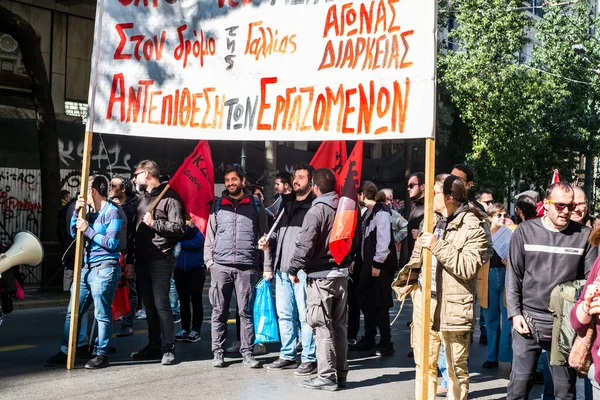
[288,168,349,391]
[261,162,317,375]
[110,177,138,337]
[130,160,185,366]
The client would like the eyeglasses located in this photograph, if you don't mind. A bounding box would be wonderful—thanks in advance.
[547,199,575,212]
[482,200,494,205]
[495,213,508,218]
[133,170,145,179]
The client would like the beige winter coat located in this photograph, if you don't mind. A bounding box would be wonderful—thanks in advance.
[399,209,489,332]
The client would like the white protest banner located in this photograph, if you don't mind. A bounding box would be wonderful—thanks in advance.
[88,0,436,141]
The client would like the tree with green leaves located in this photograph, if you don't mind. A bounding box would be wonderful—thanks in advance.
[441,0,600,201]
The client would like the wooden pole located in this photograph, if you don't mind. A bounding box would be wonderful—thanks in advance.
[419,138,436,398]
[147,183,170,213]
[66,130,93,370]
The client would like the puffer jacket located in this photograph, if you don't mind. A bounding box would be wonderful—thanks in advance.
[176,225,205,271]
[399,206,489,331]
[204,188,270,269]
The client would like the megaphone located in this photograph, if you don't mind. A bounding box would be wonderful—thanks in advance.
[0,231,44,277]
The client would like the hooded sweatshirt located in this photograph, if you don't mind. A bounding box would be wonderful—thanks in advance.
[288,191,349,277]
[135,182,186,262]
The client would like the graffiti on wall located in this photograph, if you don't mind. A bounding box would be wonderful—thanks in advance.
[58,138,133,172]
[0,168,117,242]
[0,169,42,243]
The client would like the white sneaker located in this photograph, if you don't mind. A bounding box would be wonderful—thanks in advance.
[225,340,241,353]
[253,343,267,355]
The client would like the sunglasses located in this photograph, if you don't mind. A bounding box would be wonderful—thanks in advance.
[408,183,419,189]
[495,213,508,218]
[547,199,575,212]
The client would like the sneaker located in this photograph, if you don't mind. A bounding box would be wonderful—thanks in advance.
[347,338,357,346]
[253,343,267,355]
[242,353,260,368]
[295,361,317,376]
[85,355,109,369]
[482,360,499,369]
[301,376,338,391]
[161,351,176,365]
[131,344,162,360]
[351,336,376,351]
[373,342,395,357]
[174,329,189,342]
[213,350,225,368]
[267,358,297,370]
[45,351,68,366]
[116,326,133,338]
[173,314,181,324]
[226,340,241,353]
[185,330,201,343]
[135,309,146,320]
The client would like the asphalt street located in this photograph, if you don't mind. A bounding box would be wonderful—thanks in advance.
[0,297,549,399]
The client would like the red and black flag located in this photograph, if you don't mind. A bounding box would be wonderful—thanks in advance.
[169,140,214,236]
[310,141,347,178]
[329,141,363,265]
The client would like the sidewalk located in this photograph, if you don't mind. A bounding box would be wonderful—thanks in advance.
[13,287,70,311]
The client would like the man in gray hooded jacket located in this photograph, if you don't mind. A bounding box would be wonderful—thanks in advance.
[288,168,350,391]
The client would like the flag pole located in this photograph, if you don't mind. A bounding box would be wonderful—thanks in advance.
[419,0,438,391]
[419,137,436,398]
[66,130,93,370]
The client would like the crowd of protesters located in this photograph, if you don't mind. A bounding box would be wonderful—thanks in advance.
[46,157,600,399]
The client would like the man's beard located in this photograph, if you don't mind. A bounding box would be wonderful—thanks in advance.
[227,185,242,196]
[136,183,147,192]
[294,185,310,197]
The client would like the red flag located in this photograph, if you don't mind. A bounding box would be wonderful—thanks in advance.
[310,141,347,177]
[552,170,560,184]
[329,141,363,265]
[169,141,214,236]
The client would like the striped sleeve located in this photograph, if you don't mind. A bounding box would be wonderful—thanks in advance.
[90,207,123,252]
[70,210,78,238]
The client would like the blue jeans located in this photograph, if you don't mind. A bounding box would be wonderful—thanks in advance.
[170,276,180,316]
[439,345,449,389]
[481,268,512,363]
[61,261,121,356]
[275,270,316,362]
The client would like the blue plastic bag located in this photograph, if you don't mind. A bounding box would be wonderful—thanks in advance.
[253,278,279,344]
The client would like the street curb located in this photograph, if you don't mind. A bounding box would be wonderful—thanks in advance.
[13,298,70,311]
